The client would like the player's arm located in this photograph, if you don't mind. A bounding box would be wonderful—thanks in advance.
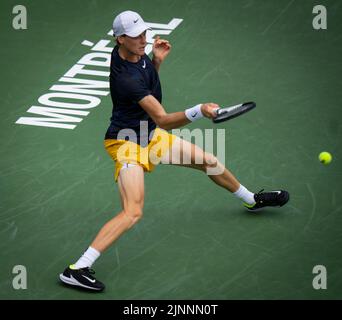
[139,95,219,130]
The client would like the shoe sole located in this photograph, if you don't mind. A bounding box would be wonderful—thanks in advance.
[245,205,282,212]
[245,207,264,212]
[59,274,103,291]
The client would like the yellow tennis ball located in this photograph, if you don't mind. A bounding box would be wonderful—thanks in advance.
[319,152,332,165]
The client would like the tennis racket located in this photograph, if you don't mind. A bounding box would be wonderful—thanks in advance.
[213,101,256,123]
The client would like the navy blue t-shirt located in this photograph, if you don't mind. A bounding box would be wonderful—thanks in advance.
[105,45,161,146]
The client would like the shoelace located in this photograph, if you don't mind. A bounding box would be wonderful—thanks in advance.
[80,267,96,278]
[255,189,280,204]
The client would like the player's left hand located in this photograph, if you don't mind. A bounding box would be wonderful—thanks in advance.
[152,36,171,63]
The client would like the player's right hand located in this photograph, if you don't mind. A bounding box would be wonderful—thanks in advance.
[201,103,220,119]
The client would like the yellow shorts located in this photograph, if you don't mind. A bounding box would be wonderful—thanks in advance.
[104,128,177,181]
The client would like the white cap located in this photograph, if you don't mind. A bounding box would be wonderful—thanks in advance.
[113,11,151,37]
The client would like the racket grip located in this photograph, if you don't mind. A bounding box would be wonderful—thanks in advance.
[214,108,221,115]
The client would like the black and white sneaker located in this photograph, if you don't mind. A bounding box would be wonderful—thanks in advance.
[59,265,105,292]
[244,189,289,211]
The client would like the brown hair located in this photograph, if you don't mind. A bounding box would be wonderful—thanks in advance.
[115,35,126,46]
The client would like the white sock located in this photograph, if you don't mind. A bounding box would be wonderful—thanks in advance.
[74,246,100,269]
[233,184,255,205]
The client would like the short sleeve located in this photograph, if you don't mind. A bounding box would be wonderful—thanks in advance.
[119,74,151,103]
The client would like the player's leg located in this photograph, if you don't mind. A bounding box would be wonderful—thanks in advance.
[161,136,242,192]
[90,164,144,252]
[59,164,145,291]
[161,137,289,210]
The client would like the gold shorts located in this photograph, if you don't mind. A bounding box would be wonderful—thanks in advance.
[104,128,177,181]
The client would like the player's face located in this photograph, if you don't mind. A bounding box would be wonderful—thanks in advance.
[124,31,147,56]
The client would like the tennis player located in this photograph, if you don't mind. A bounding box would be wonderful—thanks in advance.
[59,11,289,291]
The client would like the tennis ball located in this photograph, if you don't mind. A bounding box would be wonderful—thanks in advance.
[319,152,332,165]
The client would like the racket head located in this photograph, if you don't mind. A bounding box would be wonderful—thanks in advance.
[213,101,256,123]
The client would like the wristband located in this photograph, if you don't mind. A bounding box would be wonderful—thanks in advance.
[185,104,203,122]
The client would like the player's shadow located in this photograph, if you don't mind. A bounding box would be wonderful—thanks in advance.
[238,208,287,218]
[57,280,104,294]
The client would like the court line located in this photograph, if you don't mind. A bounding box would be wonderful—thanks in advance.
[261,0,296,35]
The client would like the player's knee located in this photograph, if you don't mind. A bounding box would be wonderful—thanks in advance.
[202,153,218,171]
[124,207,143,227]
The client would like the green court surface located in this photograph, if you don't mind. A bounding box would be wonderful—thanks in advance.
[1,0,342,300]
